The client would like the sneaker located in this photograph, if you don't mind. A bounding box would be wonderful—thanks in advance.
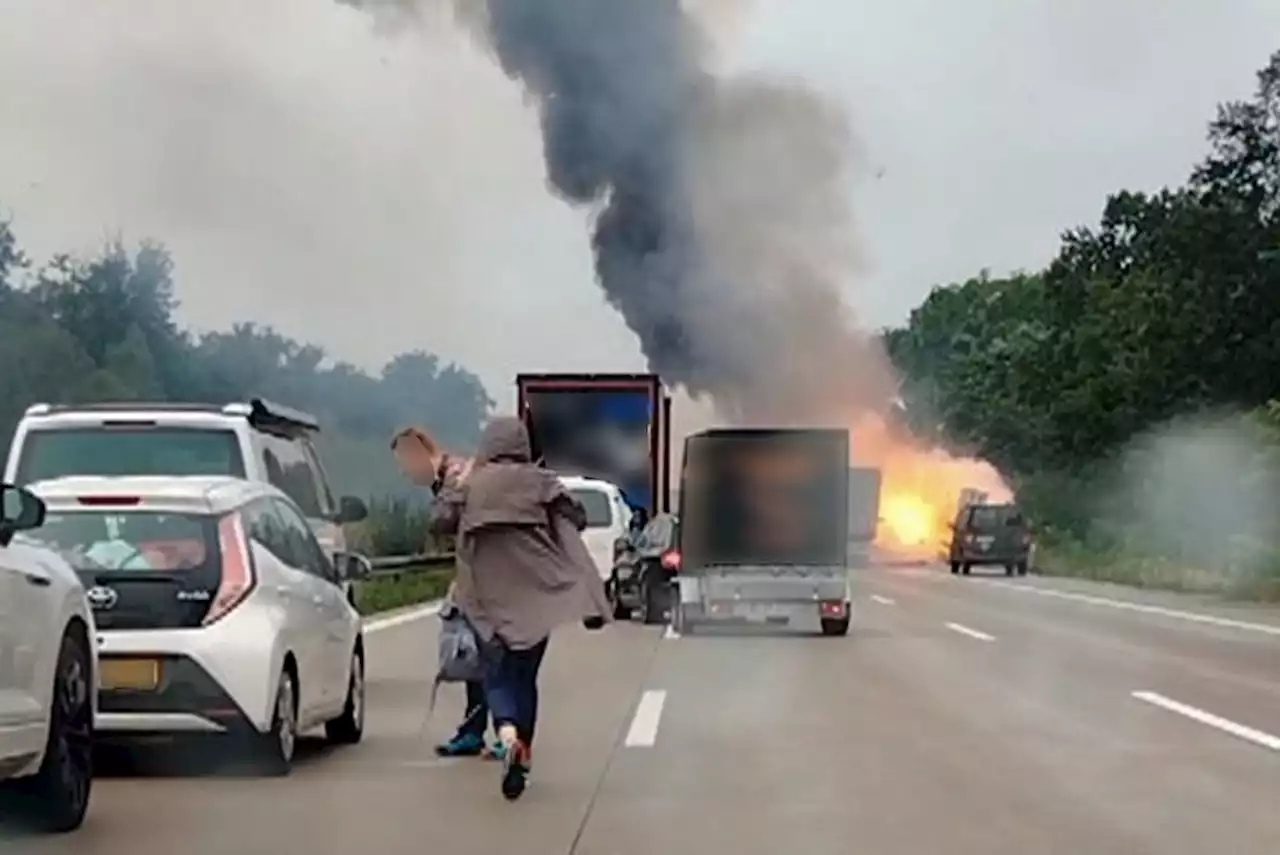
[500,739,530,800]
[482,740,507,761]
[435,732,485,757]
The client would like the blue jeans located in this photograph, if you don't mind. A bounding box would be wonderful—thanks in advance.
[454,680,489,740]
[482,636,549,746]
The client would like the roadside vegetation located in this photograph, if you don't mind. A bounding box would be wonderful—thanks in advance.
[353,564,454,616]
[884,50,1280,601]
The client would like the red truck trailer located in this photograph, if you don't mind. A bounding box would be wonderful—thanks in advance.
[516,373,672,515]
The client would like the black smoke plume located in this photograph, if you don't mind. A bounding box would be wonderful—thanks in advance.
[343,0,897,424]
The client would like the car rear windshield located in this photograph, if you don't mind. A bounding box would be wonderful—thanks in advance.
[569,488,613,528]
[968,505,1024,530]
[30,510,221,573]
[17,427,244,483]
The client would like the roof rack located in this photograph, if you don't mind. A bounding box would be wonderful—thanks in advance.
[23,398,320,432]
[233,398,321,433]
[24,402,226,416]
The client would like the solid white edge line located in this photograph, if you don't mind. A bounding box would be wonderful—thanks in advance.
[624,689,667,747]
[985,580,1280,636]
[1131,691,1280,752]
[945,621,995,642]
[870,595,895,605]
[364,601,442,634]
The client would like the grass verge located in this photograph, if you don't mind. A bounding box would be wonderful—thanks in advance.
[1035,543,1280,603]
[353,564,454,616]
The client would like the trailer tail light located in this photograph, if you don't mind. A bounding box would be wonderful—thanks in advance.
[819,599,847,618]
[660,549,681,571]
[204,512,256,626]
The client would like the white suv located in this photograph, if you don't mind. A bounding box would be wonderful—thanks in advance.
[27,475,371,776]
[0,482,96,833]
[5,399,369,559]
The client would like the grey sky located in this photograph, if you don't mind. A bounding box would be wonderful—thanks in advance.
[2,0,1277,409]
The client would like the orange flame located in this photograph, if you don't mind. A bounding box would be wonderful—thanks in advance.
[849,414,1011,560]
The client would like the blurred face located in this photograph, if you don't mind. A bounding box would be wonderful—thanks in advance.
[394,439,439,486]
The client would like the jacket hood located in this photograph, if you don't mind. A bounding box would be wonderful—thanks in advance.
[476,416,532,463]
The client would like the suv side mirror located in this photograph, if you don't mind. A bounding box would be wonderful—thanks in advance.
[0,483,46,547]
[333,550,373,582]
[336,495,369,524]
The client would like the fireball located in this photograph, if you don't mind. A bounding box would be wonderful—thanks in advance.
[848,413,1011,560]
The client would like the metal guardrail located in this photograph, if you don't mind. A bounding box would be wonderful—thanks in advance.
[367,553,456,575]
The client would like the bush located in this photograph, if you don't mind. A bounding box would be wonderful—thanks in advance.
[347,495,455,557]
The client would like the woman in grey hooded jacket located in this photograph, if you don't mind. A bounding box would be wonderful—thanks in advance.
[428,415,611,800]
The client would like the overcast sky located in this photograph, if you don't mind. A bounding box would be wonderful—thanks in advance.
[2,0,1278,408]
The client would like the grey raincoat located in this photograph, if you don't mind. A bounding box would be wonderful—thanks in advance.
[428,416,612,649]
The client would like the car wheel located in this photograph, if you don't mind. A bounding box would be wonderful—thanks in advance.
[255,667,298,776]
[640,574,668,625]
[325,646,365,745]
[1016,561,1029,576]
[3,626,94,833]
[821,616,851,637]
[610,574,633,620]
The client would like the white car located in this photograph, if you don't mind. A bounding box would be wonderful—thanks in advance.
[559,475,635,581]
[0,482,96,833]
[27,475,372,776]
[6,399,369,560]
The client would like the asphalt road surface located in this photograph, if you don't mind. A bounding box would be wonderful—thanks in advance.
[5,566,1279,854]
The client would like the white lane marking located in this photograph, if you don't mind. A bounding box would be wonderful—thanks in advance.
[1132,691,1280,752]
[364,602,441,633]
[663,624,680,639]
[870,595,895,605]
[624,690,667,747]
[984,580,1280,637]
[946,621,995,642]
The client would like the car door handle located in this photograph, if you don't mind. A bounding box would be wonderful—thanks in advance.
[274,585,294,598]
[312,595,325,605]
[23,572,51,587]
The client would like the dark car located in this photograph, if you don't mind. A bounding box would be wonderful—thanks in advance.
[948,502,1031,576]
[609,513,680,624]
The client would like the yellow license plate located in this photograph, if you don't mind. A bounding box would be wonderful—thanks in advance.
[100,658,160,691]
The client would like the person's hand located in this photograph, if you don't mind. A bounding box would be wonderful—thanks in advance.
[442,455,473,485]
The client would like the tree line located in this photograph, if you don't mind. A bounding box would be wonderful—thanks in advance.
[0,222,493,501]
[883,50,1280,593]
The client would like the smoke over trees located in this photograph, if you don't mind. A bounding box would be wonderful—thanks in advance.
[0,220,493,500]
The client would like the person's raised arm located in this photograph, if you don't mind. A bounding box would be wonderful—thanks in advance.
[426,455,470,535]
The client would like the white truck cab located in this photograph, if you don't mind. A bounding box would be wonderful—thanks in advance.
[559,475,633,581]
[4,400,368,561]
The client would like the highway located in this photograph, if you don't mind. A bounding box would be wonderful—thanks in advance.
[5,566,1279,854]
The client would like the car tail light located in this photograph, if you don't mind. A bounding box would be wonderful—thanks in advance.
[204,513,256,626]
[819,599,847,618]
[660,549,681,571]
[77,495,141,506]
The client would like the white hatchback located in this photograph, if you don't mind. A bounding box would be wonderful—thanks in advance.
[27,475,371,776]
[0,482,96,833]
